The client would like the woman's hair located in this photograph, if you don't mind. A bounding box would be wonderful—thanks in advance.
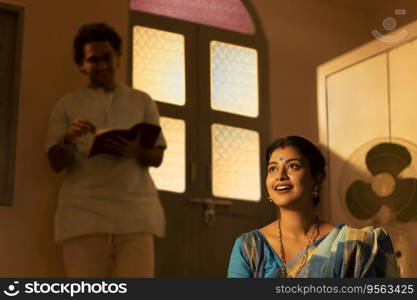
[265,136,326,206]
[73,22,122,66]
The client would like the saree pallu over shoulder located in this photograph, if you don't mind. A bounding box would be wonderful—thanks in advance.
[341,226,398,277]
[228,225,399,278]
[240,231,268,278]
[301,225,399,278]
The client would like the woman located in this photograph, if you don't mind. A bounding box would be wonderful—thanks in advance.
[227,136,399,278]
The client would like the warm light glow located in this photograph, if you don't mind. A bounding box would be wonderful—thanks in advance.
[133,26,185,106]
[327,54,389,160]
[389,39,417,142]
[211,124,260,201]
[210,41,259,117]
[150,117,186,192]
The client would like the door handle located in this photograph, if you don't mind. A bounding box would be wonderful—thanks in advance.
[189,198,232,227]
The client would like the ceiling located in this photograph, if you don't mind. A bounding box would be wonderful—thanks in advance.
[317,0,386,14]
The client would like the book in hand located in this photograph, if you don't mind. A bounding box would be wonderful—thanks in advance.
[88,122,161,157]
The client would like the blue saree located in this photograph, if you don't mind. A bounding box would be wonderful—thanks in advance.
[227,224,399,278]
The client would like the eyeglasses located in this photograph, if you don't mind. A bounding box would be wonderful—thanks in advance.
[84,52,114,64]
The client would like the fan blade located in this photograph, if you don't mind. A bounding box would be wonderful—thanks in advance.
[366,143,411,176]
[392,179,417,223]
[345,180,382,220]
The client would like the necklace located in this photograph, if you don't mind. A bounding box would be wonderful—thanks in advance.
[277,216,320,278]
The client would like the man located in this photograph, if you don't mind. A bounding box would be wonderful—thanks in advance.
[45,23,166,277]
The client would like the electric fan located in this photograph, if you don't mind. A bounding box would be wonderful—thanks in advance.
[338,137,417,276]
[338,138,417,226]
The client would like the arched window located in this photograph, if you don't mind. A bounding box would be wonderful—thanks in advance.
[130,0,256,34]
[128,0,270,276]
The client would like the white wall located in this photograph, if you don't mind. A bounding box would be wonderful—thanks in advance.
[252,0,374,142]
[0,0,129,277]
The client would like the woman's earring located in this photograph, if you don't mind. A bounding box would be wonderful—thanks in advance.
[267,195,272,203]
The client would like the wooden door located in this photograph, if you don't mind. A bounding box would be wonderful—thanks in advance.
[129,13,274,277]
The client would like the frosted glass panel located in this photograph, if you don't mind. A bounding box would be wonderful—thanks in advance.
[130,0,255,35]
[133,26,185,106]
[210,41,258,117]
[150,117,186,193]
[211,124,260,201]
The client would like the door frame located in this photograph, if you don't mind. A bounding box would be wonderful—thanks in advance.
[0,2,24,206]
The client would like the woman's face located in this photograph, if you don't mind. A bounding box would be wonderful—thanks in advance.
[266,146,316,208]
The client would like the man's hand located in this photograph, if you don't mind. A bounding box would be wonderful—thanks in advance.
[62,117,96,145]
[104,135,140,158]
[104,134,164,167]
[49,118,96,172]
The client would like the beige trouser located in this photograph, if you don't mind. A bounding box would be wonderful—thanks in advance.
[61,233,154,277]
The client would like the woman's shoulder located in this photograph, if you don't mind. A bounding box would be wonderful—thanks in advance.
[341,225,396,258]
[343,225,391,243]
[258,220,278,238]
[236,228,265,244]
[339,225,398,277]
[232,223,275,250]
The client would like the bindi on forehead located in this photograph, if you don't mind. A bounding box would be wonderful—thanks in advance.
[271,146,304,163]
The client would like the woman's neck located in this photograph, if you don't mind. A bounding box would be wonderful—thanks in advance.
[278,208,317,238]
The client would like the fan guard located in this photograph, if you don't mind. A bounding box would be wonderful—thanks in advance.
[338,137,417,227]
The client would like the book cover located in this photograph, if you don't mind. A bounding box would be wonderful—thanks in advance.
[89,123,161,157]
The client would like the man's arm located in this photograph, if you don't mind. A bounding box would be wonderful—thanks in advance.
[47,143,75,173]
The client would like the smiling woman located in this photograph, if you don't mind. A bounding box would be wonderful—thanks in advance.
[227,136,400,278]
